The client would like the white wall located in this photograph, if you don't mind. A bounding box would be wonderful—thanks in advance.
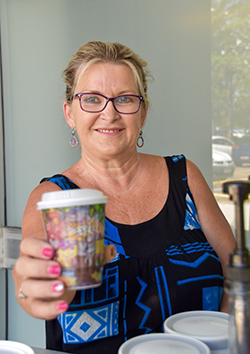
[1,0,212,228]
[0,0,212,347]
[0,19,6,341]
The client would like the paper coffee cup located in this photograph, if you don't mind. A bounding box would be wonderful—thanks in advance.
[37,189,108,290]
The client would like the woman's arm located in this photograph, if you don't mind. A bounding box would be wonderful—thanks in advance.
[13,181,75,319]
[186,159,236,312]
[13,181,116,319]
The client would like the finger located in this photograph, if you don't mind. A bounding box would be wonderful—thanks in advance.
[103,244,117,264]
[29,299,69,320]
[21,279,65,299]
[15,256,61,279]
[20,237,54,259]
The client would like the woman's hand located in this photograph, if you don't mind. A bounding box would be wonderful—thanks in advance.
[14,182,116,320]
[13,236,116,320]
[13,236,74,320]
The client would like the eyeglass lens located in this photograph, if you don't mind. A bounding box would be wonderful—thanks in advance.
[79,93,141,114]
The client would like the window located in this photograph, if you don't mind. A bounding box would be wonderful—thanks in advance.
[211,0,250,193]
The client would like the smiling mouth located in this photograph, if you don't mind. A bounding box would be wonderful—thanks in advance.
[97,129,122,133]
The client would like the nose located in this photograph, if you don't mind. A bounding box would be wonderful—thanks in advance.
[100,100,119,120]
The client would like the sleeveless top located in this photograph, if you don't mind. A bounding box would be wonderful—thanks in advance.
[41,155,223,354]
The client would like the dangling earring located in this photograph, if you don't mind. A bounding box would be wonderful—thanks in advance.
[137,129,144,148]
[69,128,79,148]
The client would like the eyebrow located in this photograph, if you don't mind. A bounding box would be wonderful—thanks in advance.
[77,90,138,96]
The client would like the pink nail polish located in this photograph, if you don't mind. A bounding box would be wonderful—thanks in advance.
[48,265,61,275]
[52,283,64,293]
[42,248,53,258]
[57,302,68,311]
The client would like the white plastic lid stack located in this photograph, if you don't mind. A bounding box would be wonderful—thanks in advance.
[164,311,229,352]
[0,340,34,354]
[118,333,210,354]
[37,189,108,210]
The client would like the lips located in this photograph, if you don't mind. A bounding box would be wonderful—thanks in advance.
[96,129,122,133]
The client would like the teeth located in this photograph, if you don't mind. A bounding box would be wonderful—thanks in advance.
[99,129,120,133]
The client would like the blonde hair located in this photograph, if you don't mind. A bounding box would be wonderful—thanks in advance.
[62,41,153,109]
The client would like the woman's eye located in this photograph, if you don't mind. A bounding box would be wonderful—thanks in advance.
[82,95,101,103]
[116,96,132,104]
[88,97,96,102]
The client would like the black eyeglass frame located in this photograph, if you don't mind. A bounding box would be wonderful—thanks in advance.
[71,92,144,114]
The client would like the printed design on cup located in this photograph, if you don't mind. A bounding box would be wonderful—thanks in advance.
[43,204,105,289]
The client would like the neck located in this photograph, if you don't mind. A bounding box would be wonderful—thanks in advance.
[76,151,143,194]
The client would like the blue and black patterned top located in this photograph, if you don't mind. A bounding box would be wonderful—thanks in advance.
[42,155,223,354]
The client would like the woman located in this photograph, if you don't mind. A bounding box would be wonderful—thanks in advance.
[13,41,236,354]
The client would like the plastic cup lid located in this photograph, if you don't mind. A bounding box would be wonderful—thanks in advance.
[164,311,229,350]
[0,341,34,354]
[37,188,108,209]
[118,333,210,354]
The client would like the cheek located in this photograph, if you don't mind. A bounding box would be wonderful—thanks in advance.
[74,115,98,133]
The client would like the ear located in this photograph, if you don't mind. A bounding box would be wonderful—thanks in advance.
[63,100,75,128]
[140,107,148,129]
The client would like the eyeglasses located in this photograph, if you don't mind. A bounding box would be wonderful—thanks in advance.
[71,92,144,114]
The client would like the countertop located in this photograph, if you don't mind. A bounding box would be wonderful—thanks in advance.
[32,348,70,354]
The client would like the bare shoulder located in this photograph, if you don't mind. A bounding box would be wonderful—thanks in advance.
[22,181,62,240]
[138,154,168,185]
[186,158,204,181]
[185,159,212,203]
[139,153,167,169]
[25,181,62,209]
[185,158,236,268]
[185,158,226,219]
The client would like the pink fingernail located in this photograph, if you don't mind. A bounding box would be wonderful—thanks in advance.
[48,265,61,275]
[52,283,64,293]
[42,248,53,258]
[57,302,68,311]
